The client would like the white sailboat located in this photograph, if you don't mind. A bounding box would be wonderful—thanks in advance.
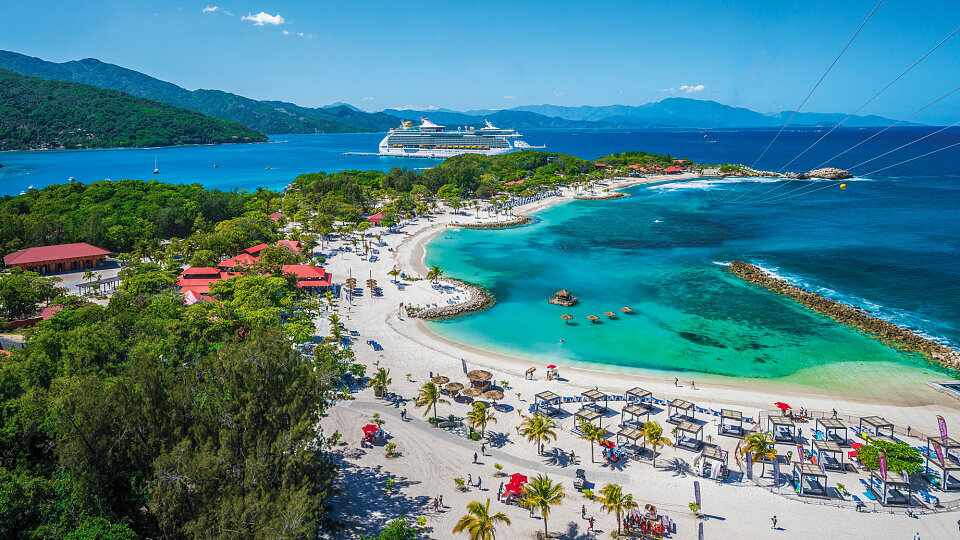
[153,156,159,174]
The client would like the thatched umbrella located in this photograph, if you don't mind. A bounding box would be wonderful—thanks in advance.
[445,382,465,393]
[461,386,484,398]
[587,315,600,322]
[620,307,633,314]
[483,390,504,401]
[561,314,574,324]
[604,311,617,318]
[431,375,450,385]
[466,370,493,388]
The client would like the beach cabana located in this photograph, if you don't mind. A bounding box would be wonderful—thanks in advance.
[868,468,914,505]
[534,391,563,416]
[816,417,848,446]
[626,387,653,405]
[620,403,651,429]
[467,369,493,389]
[699,445,728,480]
[926,437,960,491]
[674,420,703,451]
[667,399,695,425]
[719,409,744,437]
[768,415,798,443]
[575,407,604,430]
[811,439,845,471]
[794,463,828,497]
[581,389,609,413]
[859,416,894,438]
[616,425,645,456]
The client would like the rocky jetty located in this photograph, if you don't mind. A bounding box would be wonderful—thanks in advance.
[728,261,960,370]
[802,167,853,180]
[459,216,532,230]
[574,192,628,201]
[410,278,495,320]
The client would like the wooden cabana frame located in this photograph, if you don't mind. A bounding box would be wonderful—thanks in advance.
[666,399,694,425]
[620,403,650,429]
[625,387,652,405]
[926,437,960,492]
[860,416,894,438]
[811,439,845,471]
[581,389,609,413]
[768,415,798,443]
[794,463,829,497]
[534,391,562,416]
[699,445,729,480]
[675,420,703,451]
[616,425,645,456]
[816,418,848,446]
[719,409,743,437]
[575,407,603,429]
[868,468,914,505]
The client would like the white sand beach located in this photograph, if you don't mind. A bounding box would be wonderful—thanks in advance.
[316,174,960,539]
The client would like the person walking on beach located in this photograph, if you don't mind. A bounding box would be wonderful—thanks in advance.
[481,443,486,455]
[581,504,586,518]
[771,515,777,529]
[434,497,439,512]
[401,408,407,420]
[468,474,473,486]
[439,495,443,507]
[589,516,595,531]
[832,408,838,418]
[674,378,679,387]
[477,476,482,490]
[473,452,478,463]
[540,443,544,454]
[691,380,696,390]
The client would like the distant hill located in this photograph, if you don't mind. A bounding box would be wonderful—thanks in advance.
[0,50,402,134]
[0,68,266,151]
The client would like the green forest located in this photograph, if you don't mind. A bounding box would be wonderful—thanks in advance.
[0,68,267,151]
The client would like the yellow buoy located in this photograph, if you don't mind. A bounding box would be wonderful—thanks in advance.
[840,183,846,190]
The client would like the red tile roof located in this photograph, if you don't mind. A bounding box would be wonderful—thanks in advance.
[40,305,64,320]
[245,243,271,256]
[366,211,384,223]
[276,240,301,253]
[181,267,222,276]
[217,253,258,269]
[268,212,283,222]
[282,265,332,287]
[4,243,110,266]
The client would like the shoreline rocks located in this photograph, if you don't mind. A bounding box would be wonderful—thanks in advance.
[728,261,960,371]
[410,278,496,320]
[458,216,532,229]
[574,192,628,201]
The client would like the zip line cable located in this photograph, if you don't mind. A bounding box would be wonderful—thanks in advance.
[811,84,960,170]
[750,0,884,169]
[846,120,960,170]
[776,24,960,173]
[861,139,960,176]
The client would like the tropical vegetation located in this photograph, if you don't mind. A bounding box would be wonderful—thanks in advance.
[856,439,923,474]
[641,421,673,467]
[739,431,778,476]
[415,382,449,421]
[452,499,511,540]
[467,402,498,439]
[519,413,557,455]
[577,418,606,463]
[519,474,564,537]
[596,483,639,536]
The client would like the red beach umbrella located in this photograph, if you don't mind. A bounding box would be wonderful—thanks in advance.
[547,365,557,369]
[509,473,528,485]
[599,439,615,449]
[362,424,379,435]
[774,402,791,410]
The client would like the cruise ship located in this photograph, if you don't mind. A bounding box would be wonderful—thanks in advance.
[377,118,542,158]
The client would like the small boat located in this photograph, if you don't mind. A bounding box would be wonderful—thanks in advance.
[68,176,75,182]
[153,156,159,174]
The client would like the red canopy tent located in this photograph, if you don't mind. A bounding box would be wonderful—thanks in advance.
[366,211,384,224]
[504,482,524,496]
[362,424,379,435]
[509,473,528,485]
[599,439,615,449]
[775,402,791,410]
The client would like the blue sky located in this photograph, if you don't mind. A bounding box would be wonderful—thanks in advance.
[2,1,959,123]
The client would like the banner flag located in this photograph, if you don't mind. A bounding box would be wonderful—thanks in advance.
[773,456,780,486]
[746,452,753,480]
[694,480,701,507]
[934,442,946,469]
[939,415,949,443]
[699,522,704,540]
[879,452,888,481]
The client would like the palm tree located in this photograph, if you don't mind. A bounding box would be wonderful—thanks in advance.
[467,402,498,439]
[415,382,449,421]
[366,367,392,398]
[452,499,511,540]
[578,418,606,463]
[327,313,343,345]
[641,421,673,468]
[519,413,557,455]
[740,431,777,476]
[426,265,444,283]
[597,483,639,536]
[519,474,564,538]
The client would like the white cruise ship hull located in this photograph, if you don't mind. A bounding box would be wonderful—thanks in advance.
[377,145,518,158]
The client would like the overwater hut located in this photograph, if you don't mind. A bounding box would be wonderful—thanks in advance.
[719,409,744,437]
[860,416,894,438]
[625,387,652,406]
[549,289,578,306]
[868,467,914,505]
[667,399,695,424]
[768,415,798,443]
[621,403,651,429]
[816,418,849,446]
[466,369,492,389]
[616,425,645,456]
[811,439,845,471]
[675,420,703,451]
[534,390,562,416]
[794,463,829,497]
[926,437,960,491]
[581,389,609,413]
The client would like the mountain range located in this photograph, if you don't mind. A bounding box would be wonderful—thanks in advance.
[0,50,918,134]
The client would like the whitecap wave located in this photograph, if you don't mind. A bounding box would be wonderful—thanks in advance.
[649,176,782,191]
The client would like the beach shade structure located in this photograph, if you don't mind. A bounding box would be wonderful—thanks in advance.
[561,314,574,323]
[811,439,845,471]
[603,311,617,318]
[667,399,695,425]
[794,463,829,498]
[701,445,729,479]
[620,307,634,314]
[775,402,792,413]
[867,467,913,505]
[484,390,504,401]
[616,425,645,456]
[626,387,653,406]
[675,420,704,451]
[444,382,465,394]
[534,390,563,416]
[816,418,849,446]
[850,442,863,450]
[925,436,960,491]
[467,369,493,389]
[546,364,559,380]
[362,424,379,436]
[575,407,604,430]
[586,315,600,323]
[768,415,798,443]
[719,409,744,437]
[582,389,609,416]
[509,473,528,485]
[461,386,484,398]
[620,403,651,430]
[431,375,450,385]
[859,416,895,438]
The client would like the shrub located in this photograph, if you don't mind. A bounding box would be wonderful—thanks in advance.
[386,442,397,457]
[454,477,467,491]
[688,502,701,517]
[417,517,427,527]
[428,417,438,425]
[494,463,504,476]
[385,477,395,492]
[582,488,594,500]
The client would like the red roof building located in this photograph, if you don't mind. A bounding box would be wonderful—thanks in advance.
[366,211,384,224]
[3,243,111,274]
[282,265,333,289]
[268,212,284,222]
[664,166,685,173]
[505,179,526,186]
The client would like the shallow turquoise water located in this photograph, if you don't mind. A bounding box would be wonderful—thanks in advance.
[424,177,959,389]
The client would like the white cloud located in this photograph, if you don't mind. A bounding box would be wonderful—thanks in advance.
[282,29,289,35]
[618,89,624,94]
[202,6,218,13]
[679,84,706,94]
[363,96,374,101]
[503,95,515,99]
[298,32,306,37]
[661,88,677,93]
[552,90,564,97]
[241,12,285,25]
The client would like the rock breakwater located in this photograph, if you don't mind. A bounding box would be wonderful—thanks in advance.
[410,278,495,320]
[728,261,960,370]
[574,192,628,201]
[459,216,532,229]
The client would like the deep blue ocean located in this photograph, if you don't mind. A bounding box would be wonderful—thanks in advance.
[2,127,958,391]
